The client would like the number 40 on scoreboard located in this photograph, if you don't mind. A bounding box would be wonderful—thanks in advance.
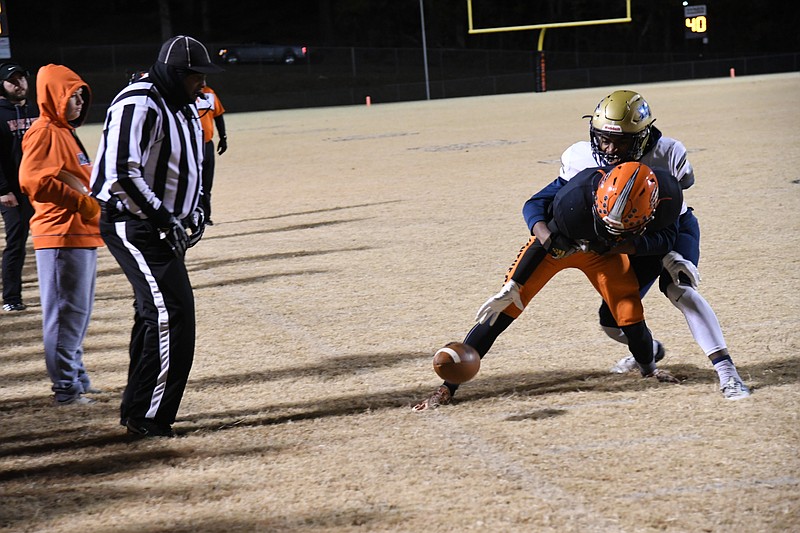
[684,4,708,40]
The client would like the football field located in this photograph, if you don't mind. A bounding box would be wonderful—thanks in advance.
[1,72,798,532]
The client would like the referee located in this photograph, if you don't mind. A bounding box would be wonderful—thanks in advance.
[91,36,222,438]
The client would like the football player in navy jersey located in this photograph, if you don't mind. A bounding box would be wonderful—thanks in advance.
[414,162,683,411]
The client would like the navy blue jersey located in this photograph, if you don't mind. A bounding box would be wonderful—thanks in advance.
[524,166,683,256]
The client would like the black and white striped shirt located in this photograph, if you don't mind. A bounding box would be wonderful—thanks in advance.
[91,79,204,226]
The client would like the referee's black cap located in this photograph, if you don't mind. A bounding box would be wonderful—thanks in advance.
[158,35,223,74]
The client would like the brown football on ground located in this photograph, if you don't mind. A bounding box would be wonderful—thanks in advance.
[432,342,480,384]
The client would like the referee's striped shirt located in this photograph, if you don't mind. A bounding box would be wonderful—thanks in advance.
[91,79,204,226]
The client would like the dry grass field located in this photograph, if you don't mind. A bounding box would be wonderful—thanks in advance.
[1,72,799,532]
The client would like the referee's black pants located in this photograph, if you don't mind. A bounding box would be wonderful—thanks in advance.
[100,211,195,427]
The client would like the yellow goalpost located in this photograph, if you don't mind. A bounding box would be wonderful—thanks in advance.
[466,0,632,92]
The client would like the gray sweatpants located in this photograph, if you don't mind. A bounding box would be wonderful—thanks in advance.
[35,248,97,402]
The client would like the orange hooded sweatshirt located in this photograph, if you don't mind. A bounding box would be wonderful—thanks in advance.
[19,64,103,249]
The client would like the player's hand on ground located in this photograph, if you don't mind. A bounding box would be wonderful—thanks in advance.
[160,216,190,258]
[476,280,523,326]
[644,368,680,383]
[662,251,700,288]
[411,385,451,411]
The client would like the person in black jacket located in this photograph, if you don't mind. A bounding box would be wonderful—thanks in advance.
[0,63,38,312]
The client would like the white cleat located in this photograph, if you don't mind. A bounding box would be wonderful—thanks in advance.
[721,377,751,400]
[610,355,638,374]
[610,341,665,374]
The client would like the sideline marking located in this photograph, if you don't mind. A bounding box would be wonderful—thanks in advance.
[553,398,637,409]
[423,415,619,529]
[544,434,702,455]
[409,139,525,152]
[327,132,420,142]
[622,476,800,499]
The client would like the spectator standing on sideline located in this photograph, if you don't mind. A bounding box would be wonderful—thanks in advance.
[91,36,221,438]
[19,64,103,405]
[0,63,38,312]
[196,84,226,225]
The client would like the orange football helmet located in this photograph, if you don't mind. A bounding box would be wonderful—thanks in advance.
[593,162,659,237]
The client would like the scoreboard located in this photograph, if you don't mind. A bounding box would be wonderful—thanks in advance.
[0,0,9,58]
[684,4,708,40]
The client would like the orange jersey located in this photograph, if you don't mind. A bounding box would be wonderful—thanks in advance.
[19,64,103,249]
[196,86,225,143]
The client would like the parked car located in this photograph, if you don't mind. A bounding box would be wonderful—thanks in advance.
[217,43,310,65]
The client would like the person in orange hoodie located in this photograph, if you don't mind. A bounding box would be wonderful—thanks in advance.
[19,64,104,406]
[195,84,226,225]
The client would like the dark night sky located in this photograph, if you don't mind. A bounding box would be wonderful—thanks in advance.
[5,0,799,59]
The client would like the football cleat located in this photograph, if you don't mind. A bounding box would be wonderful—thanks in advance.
[610,341,665,373]
[126,418,176,438]
[721,376,751,400]
[412,385,452,411]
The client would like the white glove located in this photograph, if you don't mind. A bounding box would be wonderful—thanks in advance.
[476,280,524,326]
[662,251,701,289]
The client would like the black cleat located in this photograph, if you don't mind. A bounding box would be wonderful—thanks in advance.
[126,418,176,438]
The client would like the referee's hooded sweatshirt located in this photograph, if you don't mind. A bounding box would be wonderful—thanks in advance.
[19,64,103,250]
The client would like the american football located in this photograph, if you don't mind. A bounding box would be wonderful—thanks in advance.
[57,170,90,195]
[432,342,481,384]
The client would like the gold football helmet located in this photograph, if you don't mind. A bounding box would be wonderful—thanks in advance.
[585,90,655,165]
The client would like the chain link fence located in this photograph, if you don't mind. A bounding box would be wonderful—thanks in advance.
[11,43,799,122]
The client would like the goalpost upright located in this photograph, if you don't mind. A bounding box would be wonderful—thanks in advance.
[466,0,632,92]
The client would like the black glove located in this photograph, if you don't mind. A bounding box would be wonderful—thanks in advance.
[159,216,189,258]
[182,206,206,248]
[217,136,227,155]
[543,232,579,259]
